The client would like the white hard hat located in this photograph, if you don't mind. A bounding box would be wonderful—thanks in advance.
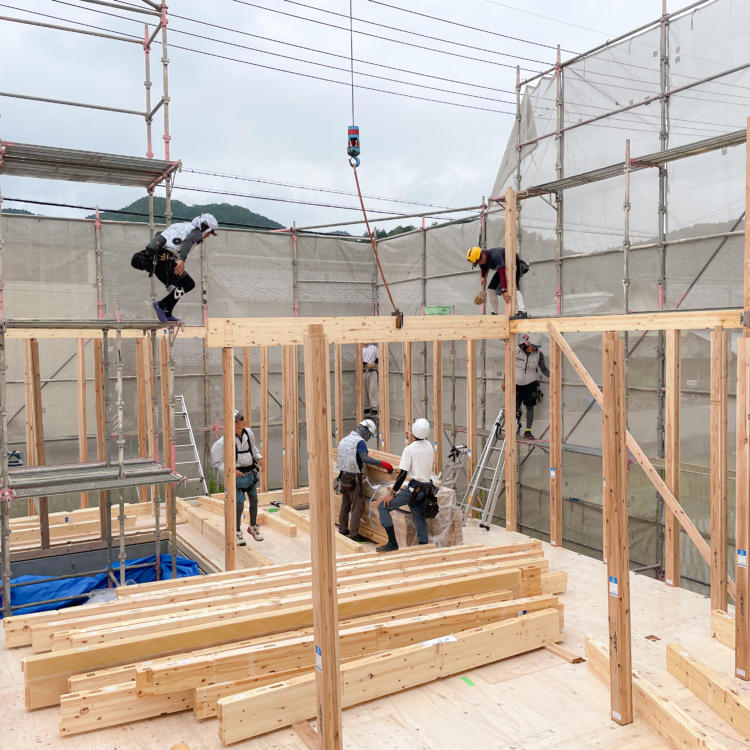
[411,418,430,440]
[359,419,376,435]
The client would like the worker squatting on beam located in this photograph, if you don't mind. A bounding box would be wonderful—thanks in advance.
[467,245,529,319]
[210,409,265,546]
[131,213,219,323]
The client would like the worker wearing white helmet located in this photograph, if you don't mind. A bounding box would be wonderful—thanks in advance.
[131,213,219,323]
[514,333,549,440]
[377,418,435,552]
[335,418,393,541]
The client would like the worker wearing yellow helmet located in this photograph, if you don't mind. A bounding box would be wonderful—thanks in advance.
[466,245,529,318]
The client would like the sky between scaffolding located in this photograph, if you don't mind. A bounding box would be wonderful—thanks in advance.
[0,0,717,231]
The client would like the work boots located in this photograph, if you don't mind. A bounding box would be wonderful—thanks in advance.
[376,525,399,553]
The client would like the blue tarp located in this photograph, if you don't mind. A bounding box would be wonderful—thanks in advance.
[0,554,200,618]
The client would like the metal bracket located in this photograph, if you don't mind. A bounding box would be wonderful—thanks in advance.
[0,487,15,503]
[392,310,404,329]
[741,310,750,327]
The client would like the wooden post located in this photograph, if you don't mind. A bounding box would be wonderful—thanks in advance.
[432,340,443,472]
[303,323,343,749]
[93,339,107,538]
[159,336,175,561]
[403,341,412,449]
[334,343,343,444]
[465,339,476,477]
[259,346,269,492]
[23,340,38,517]
[736,337,750,680]
[505,188,518,530]
[242,347,252,428]
[282,345,298,505]
[135,338,148,503]
[378,342,390,452]
[76,339,89,508]
[549,335,562,547]
[355,343,364,424]
[710,327,728,612]
[25,339,49,546]
[602,331,633,724]
[222,346,237,572]
[665,329,681,587]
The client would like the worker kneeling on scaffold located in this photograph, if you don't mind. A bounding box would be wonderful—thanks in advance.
[376,418,434,552]
[466,246,529,319]
[131,213,218,323]
[210,409,264,546]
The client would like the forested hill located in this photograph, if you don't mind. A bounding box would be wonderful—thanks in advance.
[88,196,284,230]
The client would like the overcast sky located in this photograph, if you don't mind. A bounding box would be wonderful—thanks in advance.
[0,1,693,231]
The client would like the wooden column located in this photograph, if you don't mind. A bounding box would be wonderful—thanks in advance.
[736,337,750,679]
[76,339,89,508]
[710,327,728,612]
[259,346,269,492]
[242,347,252,427]
[432,340,443,472]
[664,330,681,587]
[403,341,412,448]
[135,337,149,503]
[355,343,364,424]
[504,187,518,530]
[549,335,562,547]
[303,324,343,749]
[25,339,49,546]
[602,331,633,725]
[282,345,298,505]
[378,342,390,452]
[93,339,107,538]
[159,336,175,553]
[23,340,38,517]
[334,343,343,444]
[222,346,237,572]
[465,339,477,477]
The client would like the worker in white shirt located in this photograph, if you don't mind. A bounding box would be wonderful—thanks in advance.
[210,410,264,546]
[362,343,379,415]
[376,418,434,551]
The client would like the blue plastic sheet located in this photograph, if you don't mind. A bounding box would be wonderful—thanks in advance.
[0,554,200,618]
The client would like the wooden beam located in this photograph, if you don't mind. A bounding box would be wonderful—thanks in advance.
[668,642,750,740]
[76,339,89,508]
[217,609,562,744]
[242,347,251,428]
[665,329,681,587]
[549,335,562,547]
[259,346,269,492]
[93,338,107,538]
[403,341,412,449]
[6,326,208,340]
[602,331,632,725]
[207,315,509,348]
[303,323,343,750]
[586,638,722,750]
[736,336,750,680]
[378,342,390,453]
[432,340,442,471]
[355,343,364,424]
[334,343,343,444]
[711,609,734,649]
[222,347,237,572]
[282,345,298,506]
[465,339,476,476]
[711,328,728,611]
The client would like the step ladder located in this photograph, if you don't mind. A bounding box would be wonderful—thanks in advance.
[438,444,468,491]
[172,394,208,495]
[459,407,506,530]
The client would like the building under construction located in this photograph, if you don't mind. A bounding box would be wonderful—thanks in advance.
[1,0,750,747]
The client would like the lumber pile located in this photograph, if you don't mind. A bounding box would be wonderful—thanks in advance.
[2,542,568,743]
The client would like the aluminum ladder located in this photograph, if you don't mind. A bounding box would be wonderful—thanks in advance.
[459,407,506,530]
[173,394,208,495]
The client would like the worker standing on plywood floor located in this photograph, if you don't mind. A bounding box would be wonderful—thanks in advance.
[467,245,529,318]
[210,409,264,546]
[377,418,434,552]
[131,213,218,323]
[335,419,393,541]
[362,343,379,415]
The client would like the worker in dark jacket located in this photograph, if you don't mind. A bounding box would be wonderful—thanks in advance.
[467,246,528,318]
[131,213,218,322]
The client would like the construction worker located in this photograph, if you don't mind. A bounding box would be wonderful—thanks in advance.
[377,418,434,552]
[210,409,264,546]
[514,333,549,440]
[467,246,528,318]
[131,213,219,323]
[335,418,393,541]
[362,343,379,415]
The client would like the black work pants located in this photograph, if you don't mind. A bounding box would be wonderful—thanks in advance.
[339,472,364,535]
[516,381,538,429]
[154,259,195,314]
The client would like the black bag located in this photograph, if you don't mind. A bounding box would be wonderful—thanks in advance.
[409,481,439,519]
[422,491,439,519]
[130,248,156,274]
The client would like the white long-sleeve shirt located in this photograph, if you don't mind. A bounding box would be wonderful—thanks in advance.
[210,427,262,475]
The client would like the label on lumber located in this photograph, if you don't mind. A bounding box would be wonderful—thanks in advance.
[608,576,618,597]
[315,645,322,672]
[550,466,556,478]
[420,634,457,647]
[739,549,747,568]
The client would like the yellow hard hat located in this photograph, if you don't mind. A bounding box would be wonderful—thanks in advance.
[467,246,482,266]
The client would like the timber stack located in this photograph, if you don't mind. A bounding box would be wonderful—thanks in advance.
[3,541,567,744]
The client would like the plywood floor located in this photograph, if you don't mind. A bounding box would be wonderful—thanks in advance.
[2,519,749,749]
